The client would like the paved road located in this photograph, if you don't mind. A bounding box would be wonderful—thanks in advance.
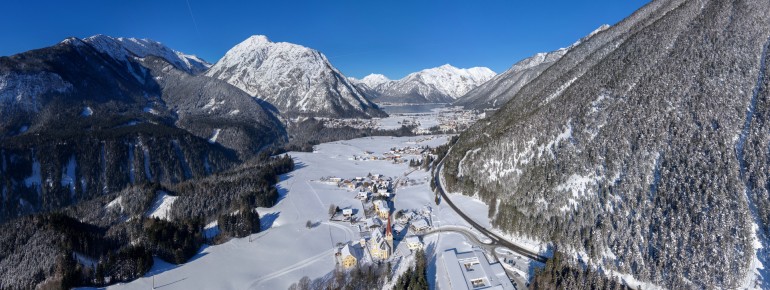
[417,225,529,289]
[419,225,492,247]
[432,157,548,263]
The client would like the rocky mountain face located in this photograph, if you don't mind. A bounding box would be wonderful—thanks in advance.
[139,56,285,155]
[0,37,285,222]
[206,35,386,119]
[357,64,496,104]
[442,0,770,288]
[454,25,609,109]
[84,35,211,75]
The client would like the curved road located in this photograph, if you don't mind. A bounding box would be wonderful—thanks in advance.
[419,225,491,247]
[432,158,548,263]
[418,225,530,288]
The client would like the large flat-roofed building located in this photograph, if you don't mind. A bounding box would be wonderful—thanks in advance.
[440,249,514,290]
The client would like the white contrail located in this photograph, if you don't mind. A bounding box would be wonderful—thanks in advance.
[185,0,200,34]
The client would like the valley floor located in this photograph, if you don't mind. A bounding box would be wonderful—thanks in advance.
[82,134,542,290]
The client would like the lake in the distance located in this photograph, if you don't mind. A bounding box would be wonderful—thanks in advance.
[379,103,448,114]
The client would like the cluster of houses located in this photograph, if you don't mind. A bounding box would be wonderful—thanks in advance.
[324,173,393,193]
[335,213,396,269]
[352,153,407,164]
[321,106,485,136]
[317,116,425,131]
[396,118,420,128]
[332,173,437,270]
[394,206,433,233]
[434,109,484,133]
[321,118,378,129]
[388,146,429,156]
[350,146,431,164]
[335,205,435,270]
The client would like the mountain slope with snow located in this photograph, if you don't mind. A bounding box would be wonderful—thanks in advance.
[360,65,496,104]
[443,0,770,288]
[455,25,609,109]
[84,35,210,75]
[0,36,284,223]
[206,35,386,118]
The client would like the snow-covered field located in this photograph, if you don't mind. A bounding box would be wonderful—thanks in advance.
[376,112,441,131]
[89,134,515,290]
[376,106,452,130]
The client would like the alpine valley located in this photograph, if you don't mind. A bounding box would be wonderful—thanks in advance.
[2,1,768,290]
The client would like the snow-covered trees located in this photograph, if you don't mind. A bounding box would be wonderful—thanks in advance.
[442,0,770,288]
[0,154,295,288]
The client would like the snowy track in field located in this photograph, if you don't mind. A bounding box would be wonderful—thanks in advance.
[247,248,336,288]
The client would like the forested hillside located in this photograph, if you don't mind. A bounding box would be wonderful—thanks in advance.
[442,0,770,288]
[0,154,294,289]
[0,37,286,223]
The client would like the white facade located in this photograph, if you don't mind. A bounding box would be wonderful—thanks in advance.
[406,236,423,251]
[440,249,514,290]
[342,208,353,217]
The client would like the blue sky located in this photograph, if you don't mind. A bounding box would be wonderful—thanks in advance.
[1,0,648,79]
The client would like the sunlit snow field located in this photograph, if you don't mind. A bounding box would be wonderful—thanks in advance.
[83,134,535,290]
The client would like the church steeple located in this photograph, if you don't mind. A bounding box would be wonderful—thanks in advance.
[385,213,394,256]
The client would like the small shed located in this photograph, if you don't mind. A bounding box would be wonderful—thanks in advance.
[342,208,354,218]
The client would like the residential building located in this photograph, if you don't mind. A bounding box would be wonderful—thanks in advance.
[373,200,390,219]
[338,243,361,269]
[410,217,431,232]
[398,211,415,224]
[406,236,423,251]
[357,191,369,200]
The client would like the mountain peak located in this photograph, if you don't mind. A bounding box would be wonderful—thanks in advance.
[246,35,271,44]
[59,37,86,47]
[231,35,278,52]
[360,74,391,88]
[83,35,210,74]
[206,36,386,118]
[367,64,496,103]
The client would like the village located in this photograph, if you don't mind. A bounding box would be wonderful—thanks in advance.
[322,171,434,270]
[310,140,519,289]
[321,106,486,134]
[109,135,530,290]
[349,145,431,165]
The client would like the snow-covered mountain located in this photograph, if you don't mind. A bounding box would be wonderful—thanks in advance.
[444,0,770,288]
[84,35,211,75]
[453,50,568,109]
[357,65,496,104]
[454,25,609,109]
[0,36,285,225]
[206,35,386,118]
[357,74,390,88]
